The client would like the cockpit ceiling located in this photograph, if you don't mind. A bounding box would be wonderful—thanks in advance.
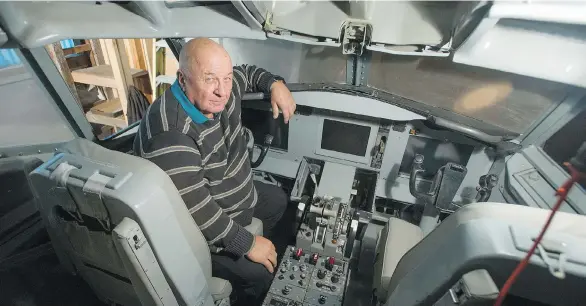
[250,1,458,46]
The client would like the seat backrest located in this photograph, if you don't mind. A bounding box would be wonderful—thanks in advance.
[29,138,216,306]
[385,202,586,306]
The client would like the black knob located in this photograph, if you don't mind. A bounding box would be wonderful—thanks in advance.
[278,275,284,280]
[317,269,326,279]
[298,279,305,286]
[331,274,339,283]
[316,282,323,288]
[289,274,295,280]
[282,286,291,295]
[331,285,337,292]
[319,295,327,304]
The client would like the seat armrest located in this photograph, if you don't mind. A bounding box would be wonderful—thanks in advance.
[209,277,232,302]
[244,217,263,236]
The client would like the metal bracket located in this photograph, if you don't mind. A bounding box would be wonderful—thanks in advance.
[340,21,372,56]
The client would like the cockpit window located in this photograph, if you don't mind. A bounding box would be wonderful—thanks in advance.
[367,53,570,134]
[0,49,75,148]
[218,38,347,84]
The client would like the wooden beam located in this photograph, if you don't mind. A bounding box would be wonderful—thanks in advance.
[62,43,92,56]
[104,39,134,122]
[45,42,81,107]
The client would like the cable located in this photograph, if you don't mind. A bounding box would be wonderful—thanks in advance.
[494,162,586,306]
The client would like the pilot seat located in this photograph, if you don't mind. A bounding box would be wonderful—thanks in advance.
[28,138,263,306]
[373,203,586,306]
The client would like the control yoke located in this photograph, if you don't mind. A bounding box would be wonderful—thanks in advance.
[242,92,276,168]
[409,154,468,212]
[476,174,498,202]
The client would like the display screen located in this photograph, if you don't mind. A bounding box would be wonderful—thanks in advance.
[321,119,371,156]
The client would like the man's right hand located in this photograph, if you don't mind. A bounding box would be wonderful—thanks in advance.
[246,235,277,273]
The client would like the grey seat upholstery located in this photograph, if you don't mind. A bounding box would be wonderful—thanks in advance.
[375,203,586,306]
[29,139,265,306]
[373,217,423,302]
[245,215,263,236]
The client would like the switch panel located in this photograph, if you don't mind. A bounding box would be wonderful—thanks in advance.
[268,281,307,303]
[304,289,342,306]
[274,247,316,289]
[262,245,349,306]
[309,257,348,296]
[261,293,304,306]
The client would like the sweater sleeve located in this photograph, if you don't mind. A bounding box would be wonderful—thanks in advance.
[142,129,254,257]
[232,64,284,97]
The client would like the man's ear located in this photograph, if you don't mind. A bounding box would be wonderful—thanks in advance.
[177,71,186,90]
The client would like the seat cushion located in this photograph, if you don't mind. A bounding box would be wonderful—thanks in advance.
[244,217,263,236]
[373,217,423,301]
[209,277,232,302]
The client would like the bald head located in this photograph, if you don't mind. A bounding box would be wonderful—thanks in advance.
[177,38,234,117]
[179,38,231,78]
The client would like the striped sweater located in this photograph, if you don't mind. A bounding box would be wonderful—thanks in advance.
[133,65,281,257]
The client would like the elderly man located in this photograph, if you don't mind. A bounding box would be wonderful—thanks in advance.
[133,38,296,303]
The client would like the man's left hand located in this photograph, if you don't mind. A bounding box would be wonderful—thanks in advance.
[270,81,296,124]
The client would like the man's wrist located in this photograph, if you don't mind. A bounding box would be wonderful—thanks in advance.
[269,77,286,92]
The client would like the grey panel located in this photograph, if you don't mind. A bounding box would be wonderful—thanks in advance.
[0,65,75,149]
[0,2,265,48]
[316,162,355,201]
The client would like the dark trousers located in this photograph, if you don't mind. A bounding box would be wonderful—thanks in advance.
[211,181,287,304]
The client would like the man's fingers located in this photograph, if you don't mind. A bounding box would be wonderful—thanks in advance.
[263,259,274,273]
[282,109,290,124]
[271,100,279,119]
[269,253,277,268]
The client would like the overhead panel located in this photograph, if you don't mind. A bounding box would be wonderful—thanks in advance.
[254,1,457,47]
[0,1,265,48]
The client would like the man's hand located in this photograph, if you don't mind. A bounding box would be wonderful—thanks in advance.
[246,235,278,273]
[270,81,296,124]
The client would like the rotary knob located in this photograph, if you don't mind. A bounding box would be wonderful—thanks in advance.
[300,264,307,272]
[289,274,295,280]
[300,273,307,279]
[282,286,291,295]
[318,295,327,304]
[317,269,326,279]
[292,265,299,272]
[331,274,339,283]
[280,267,288,273]
[298,279,305,286]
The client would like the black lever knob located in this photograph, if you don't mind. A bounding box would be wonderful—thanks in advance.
[317,269,326,279]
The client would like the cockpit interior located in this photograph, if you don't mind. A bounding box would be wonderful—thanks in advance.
[2,1,586,306]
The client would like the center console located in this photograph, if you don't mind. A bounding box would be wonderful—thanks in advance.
[262,247,350,306]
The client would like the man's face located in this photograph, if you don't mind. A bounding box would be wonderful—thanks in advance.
[181,52,233,116]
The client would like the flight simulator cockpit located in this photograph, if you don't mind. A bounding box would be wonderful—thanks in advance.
[2,2,586,306]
